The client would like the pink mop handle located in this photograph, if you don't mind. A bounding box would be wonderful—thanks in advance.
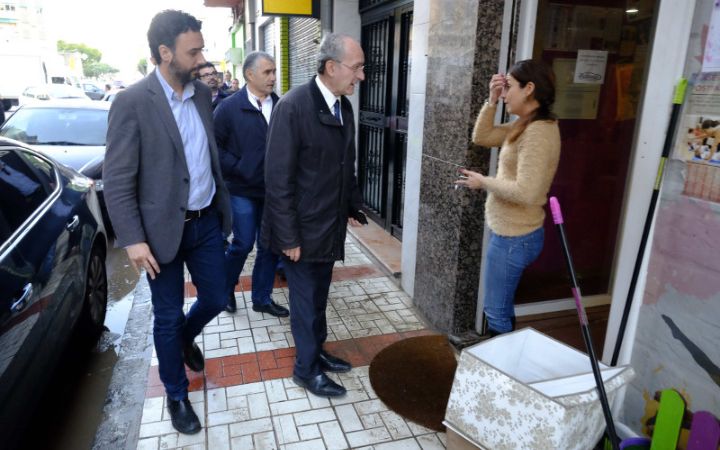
[549,196,563,225]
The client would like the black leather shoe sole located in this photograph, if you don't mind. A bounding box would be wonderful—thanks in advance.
[252,302,289,317]
[167,398,202,434]
[183,342,205,372]
[293,374,347,398]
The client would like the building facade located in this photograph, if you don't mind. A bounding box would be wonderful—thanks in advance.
[208,0,720,434]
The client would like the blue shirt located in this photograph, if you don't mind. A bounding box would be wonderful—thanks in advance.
[155,70,216,210]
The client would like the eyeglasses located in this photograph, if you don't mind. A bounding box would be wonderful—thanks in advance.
[335,60,365,73]
[199,72,218,79]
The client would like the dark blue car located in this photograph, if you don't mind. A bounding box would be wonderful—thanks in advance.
[0,137,108,447]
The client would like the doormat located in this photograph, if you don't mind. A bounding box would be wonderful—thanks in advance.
[369,335,457,432]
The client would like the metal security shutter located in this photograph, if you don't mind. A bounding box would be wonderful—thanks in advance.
[288,18,321,89]
[262,20,275,58]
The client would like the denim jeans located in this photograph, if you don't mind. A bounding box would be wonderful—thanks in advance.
[225,195,278,306]
[483,227,544,334]
[147,209,227,400]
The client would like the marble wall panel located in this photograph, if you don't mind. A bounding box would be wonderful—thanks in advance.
[412,0,506,333]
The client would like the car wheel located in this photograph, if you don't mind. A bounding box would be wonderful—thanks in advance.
[79,244,108,341]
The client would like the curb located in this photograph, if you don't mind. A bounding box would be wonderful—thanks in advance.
[92,276,153,450]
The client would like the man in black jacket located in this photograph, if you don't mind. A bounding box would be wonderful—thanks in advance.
[214,51,288,317]
[262,33,366,398]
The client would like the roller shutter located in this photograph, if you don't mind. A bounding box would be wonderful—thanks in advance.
[288,18,321,89]
[262,20,275,58]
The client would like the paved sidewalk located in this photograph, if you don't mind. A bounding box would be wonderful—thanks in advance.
[135,237,448,450]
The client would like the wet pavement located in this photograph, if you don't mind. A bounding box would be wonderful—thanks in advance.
[124,237,446,450]
[18,245,139,450]
[20,236,449,450]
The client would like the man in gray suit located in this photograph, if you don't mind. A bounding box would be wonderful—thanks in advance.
[103,10,231,435]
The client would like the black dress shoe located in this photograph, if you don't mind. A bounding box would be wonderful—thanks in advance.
[293,372,346,397]
[167,397,201,434]
[183,341,204,372]
[226,292,237,313]
[319,350,352,373]
[252,300,289,317]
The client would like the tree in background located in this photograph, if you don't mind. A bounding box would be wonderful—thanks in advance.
[137,58,148,76]
[57,40,118,78]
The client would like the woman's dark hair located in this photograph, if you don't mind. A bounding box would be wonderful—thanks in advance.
[147,10,202,66]
[701,120,720,129]
[507,59,556,142]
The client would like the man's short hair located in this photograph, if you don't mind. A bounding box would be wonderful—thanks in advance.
[317,33,350,74]
[243,51,275,79]
[197,62,216,72]
[147,10,202,65]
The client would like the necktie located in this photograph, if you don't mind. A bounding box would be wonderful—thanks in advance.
[333,100,341,123]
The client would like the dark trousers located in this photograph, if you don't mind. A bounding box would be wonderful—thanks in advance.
[147,210,227,400]
[283,259,335,378]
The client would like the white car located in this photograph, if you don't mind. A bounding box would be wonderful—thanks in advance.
[18,84,89,106]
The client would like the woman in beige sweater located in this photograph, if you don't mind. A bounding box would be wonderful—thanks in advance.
[456,59,561,335]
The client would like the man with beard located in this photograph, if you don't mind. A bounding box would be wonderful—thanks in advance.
[103,9,231,435]
[197,62,227,110]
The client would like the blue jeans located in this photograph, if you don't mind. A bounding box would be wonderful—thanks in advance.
[225,195,278,306]
[147,209,227,400]
[483,227,544,334]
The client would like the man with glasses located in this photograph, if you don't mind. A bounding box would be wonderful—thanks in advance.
[197,62,227,110]
[261,33,367,398]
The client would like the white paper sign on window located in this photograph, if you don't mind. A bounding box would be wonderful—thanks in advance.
[574,50,608,84]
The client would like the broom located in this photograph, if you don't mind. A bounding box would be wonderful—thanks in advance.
[549,196,619,450]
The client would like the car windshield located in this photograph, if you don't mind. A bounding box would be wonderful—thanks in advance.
[0,107,108,146]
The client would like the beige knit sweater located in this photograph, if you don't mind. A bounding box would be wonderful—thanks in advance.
[472,102,561,237]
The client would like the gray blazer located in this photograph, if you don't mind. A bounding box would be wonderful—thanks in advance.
[103,70,231,264]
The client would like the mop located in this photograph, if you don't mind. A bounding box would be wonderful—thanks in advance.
[549,196,620,450]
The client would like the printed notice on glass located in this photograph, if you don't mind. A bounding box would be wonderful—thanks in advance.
[574,50,608,84]
[702,2,720,73]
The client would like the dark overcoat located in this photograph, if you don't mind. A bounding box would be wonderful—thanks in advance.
[261,77,363,262]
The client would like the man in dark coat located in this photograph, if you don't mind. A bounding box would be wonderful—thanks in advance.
[262,33,367,398]
[214,51,288,317]
[103,10,231,434]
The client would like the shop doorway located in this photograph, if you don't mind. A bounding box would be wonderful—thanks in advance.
[357,0,413,240]
[512,0,659,307]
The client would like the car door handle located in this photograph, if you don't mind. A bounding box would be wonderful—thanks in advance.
[66,215,80,231]
[11,283,33,312]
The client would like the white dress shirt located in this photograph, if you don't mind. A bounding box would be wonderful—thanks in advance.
[315,76,342,125]
[155,70,216,210]
[247,88,273,123]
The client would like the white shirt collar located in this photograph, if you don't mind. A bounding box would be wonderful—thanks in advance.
[315,76,340,113]
[246,87,272,108]
[155,69,195,102]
